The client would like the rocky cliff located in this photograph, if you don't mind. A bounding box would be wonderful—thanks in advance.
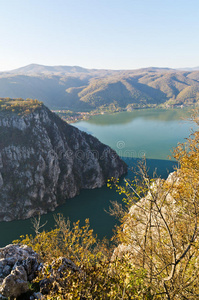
[0,99,127,221]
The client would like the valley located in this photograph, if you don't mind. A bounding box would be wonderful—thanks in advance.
[0,107,193,246]
[0,64,199,113]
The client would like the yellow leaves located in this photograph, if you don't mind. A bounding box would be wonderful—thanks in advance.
[0,98,43,115]
[12,213,149,298]
[11,112,199,299]
[14,215,102,268]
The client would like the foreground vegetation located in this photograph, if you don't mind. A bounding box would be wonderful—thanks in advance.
[14,113,199,299]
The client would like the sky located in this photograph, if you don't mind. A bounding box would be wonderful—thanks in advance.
[0,0,199,71]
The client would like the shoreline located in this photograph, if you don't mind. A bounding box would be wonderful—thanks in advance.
[53,104,194,124]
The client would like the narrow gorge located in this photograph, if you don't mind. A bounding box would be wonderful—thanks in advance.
[0,99,127,221]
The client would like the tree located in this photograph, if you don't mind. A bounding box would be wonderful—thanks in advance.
[112,112,199,299]
[13,112,199,299]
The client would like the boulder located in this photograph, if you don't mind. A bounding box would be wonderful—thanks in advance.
[0,266,29,298]
[0,244,39,298]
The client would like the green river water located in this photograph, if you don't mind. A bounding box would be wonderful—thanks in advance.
[0,108,195,247]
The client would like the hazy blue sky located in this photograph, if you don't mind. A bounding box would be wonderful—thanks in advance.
[0,0,198,71]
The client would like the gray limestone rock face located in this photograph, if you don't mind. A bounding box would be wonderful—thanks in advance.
[0,265,29,298]
[0,244,39,298]
[112,172,180,261]
[0,104,127,221]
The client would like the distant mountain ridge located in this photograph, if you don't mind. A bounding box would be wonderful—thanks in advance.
[1,64,175,76]
[0,64,198,110]
[5,64,92,75]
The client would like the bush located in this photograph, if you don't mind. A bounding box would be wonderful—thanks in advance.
[13,112,199,299]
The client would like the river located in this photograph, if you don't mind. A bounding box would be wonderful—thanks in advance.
[0,108,195,246]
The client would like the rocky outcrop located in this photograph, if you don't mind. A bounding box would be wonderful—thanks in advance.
[0,244,39,298]
[0,103,127,221]
[112,172,178,260]
[0,244,82,299]
[39,257,81,295]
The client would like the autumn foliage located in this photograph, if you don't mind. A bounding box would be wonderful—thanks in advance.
[14,113,199,299]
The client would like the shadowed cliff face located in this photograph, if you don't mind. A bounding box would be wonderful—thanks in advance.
[0,104,127,221]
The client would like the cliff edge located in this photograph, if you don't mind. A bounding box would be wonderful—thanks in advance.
[0,98,127,221]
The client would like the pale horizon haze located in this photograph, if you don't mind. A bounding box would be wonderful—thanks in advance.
[0,0,199,71]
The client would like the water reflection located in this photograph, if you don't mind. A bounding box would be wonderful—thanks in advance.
[83,108,193,126]
[74,109,195,160]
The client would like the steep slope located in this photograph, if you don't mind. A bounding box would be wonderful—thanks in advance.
[0,65,199,110]
[0,98,127,221]
[78,76,167,107]
[0,75,90,110]
[137,71,199,105]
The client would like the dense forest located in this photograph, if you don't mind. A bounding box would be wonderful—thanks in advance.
[0,64,199,111]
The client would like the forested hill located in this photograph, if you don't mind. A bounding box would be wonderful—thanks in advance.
[0,64,199,110]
